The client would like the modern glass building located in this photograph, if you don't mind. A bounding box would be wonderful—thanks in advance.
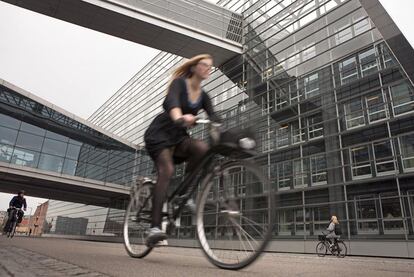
[0,79,137,205]
[88,0,414,257]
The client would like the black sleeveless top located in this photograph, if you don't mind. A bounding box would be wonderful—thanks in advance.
[144,78,218,161]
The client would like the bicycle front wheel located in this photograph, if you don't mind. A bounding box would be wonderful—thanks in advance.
[316,242,327,257]
[123,182,154,258]
[196,160,274,270]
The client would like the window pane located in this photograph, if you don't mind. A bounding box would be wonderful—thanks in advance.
[345,98,365,129]
[311,155,327,185]
[304,73,319,98]
[365,91,387,122]
[62,159,77,176]
[353,17,371,36]
[308,114,323,139]
[46,131,69,142]
[20,122,46,136]
[42,138,67,157]
[335,25,352,45]
[0,143,14,163]
[340,56,358,84]
[10,147,40,168]
[278,161,292,190]
[0,113,20,129]
[277,125,289,148]
[359,48,378,77]
[374,141,395,174]
[399,134,414,171]
[15,132,44,151]
[351,146,372,178]
[0,126,18,145]
[66,144,81,160]
[390,82,414,116]
[38,154,64,173]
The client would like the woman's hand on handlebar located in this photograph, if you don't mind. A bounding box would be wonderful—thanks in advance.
[175,114,197,127]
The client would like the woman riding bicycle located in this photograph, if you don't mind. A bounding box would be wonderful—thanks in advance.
[326,215,340,248]
[144,54,220,246]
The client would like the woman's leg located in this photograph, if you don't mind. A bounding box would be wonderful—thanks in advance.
[174,138,209,173]
[151,148,174,229]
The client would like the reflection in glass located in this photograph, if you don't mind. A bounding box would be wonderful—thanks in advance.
[62,159,77,176]
[20,122,46,136]
[389,82,414,116]
[0,143,14,162]
[38,154,64,173]
[15,132,44,151]
[0,113,20,129]
[11,147,39,168]
[42,138,67,157]
[0,126,18,145]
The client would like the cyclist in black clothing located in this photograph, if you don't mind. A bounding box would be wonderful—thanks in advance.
[3,190,27,232]
[144,54,219,245]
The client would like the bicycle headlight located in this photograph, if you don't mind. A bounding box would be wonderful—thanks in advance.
[239,137,256,149]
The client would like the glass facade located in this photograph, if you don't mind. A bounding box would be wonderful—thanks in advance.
[0,84,137,187]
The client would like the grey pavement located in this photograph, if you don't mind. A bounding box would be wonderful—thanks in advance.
[0,236,413,277]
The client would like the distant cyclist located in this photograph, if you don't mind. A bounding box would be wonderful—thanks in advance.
[326,215,340,249]
[3,190,27,232]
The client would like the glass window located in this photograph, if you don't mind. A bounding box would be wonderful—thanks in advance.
[278,161,292,190]
[307,114,323,139]
[339,56,358,85]
[291,120,303,144]
[278,210,293,235]
[293,159,308,188]
[42,138,68,157]
[66,144,81,160]
[350,145,372,179]
[380,193,404,234]
[353,17,371,36]
[15,132,44,151]
[389,82,414,116]
[399,134,414,171]
[0,143,14,163]
[276,125,289,148]
[359,48,378,77]
[0,126,18,145]
[45,131,69,142]
[304,73,319,98]
[355,195,379,234]
[311,155,327,185]
[373,141,395,175]
[365,91,387,123]
[381,44,395,68]
[335,24,352,45]
[20,122,46,136]
[344,98,365,129]
[10,147,40,168]
[62,159,77,176]
[0,113,20,129]
[38,153,64,173]
[302,43,316,61]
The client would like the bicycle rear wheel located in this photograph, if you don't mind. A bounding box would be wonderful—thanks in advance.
[123,182,154,258]
[316,242,327,257]
[196,160,274,270]
[336,241,347,258]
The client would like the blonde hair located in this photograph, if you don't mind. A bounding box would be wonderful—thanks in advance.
[331,215,339,224]
[171,54,213,79]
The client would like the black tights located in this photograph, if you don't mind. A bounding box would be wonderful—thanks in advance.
[151,138,208,228]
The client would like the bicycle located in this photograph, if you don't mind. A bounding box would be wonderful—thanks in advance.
[123,119,274,270]
[316,233,347,258]
[4,207,22,238]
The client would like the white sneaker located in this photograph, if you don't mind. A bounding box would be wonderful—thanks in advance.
[145,227,167,247]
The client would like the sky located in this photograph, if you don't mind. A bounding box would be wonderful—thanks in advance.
[0,0,413,211]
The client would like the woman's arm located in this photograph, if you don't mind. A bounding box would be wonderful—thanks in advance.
[202,92,221,122]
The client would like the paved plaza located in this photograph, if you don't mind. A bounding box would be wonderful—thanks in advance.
[0,237,413,276]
